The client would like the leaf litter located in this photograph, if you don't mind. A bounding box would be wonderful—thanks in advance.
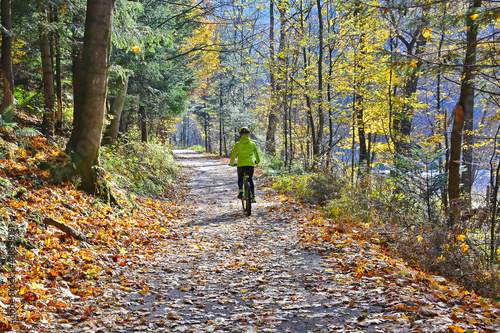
[0,146,499,332]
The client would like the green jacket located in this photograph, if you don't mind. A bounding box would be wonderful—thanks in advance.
[230,135,260,167]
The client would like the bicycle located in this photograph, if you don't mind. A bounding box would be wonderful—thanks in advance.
[241,174,252,216]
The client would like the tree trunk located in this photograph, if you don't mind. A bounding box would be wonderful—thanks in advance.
[39,4,56,137]
[314,0,324,159]
[204,110,209,152]
[68,44,83,152]
[265,0,278,156]
[67,0,115,194]
[219,88,223,156]
[355,91,368,172]
[119,108,128,134]
[103,74,129,143]
[0,0,14,114]
[393,11,429,157]
[460,0,482,204]
[301,1,316,168]
[140,105,147,143]
[53,10,63,132]
[449,103,464,226]
[448,0,482,225]
[488,125,500,262]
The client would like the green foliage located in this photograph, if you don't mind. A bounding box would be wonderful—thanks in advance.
[0,105,16,130]
[100,140,178,197]
[15,85,41,110]
[260,151,304,176]
[272,174,311,197]
[388,147,448,223]
[272,169,349,206]
[325,176,395,224]
[190,145,205,153]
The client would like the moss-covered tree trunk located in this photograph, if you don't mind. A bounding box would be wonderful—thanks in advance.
[66,0,114,194]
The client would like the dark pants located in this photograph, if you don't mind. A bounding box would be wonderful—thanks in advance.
[237,166,255,197]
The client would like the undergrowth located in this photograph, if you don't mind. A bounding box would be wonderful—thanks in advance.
[190,145,205,153]
[100,141,178,198]
[272,168,500,300]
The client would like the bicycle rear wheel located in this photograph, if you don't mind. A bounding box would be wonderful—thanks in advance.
[244,179,252,216]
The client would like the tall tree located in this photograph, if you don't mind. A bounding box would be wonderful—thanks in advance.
[265,0,278,156]
[448,0,482,224]
[314,0,324,159]
[0,0,14,114]
[391,4,429,157]
[103,70,129,143]
[38,3,56,136]
[67,0,115,194]
[460,0,482,203]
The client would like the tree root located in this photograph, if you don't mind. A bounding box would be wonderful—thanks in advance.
[93,166,123,208]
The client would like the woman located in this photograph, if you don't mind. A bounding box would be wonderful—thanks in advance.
[229,127,260,202]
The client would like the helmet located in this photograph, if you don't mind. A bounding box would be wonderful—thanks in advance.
[238,127,250,134]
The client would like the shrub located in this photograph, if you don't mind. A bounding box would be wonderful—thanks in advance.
[272,169,348,206]
[100,141,178,197]
[190,145,205,153]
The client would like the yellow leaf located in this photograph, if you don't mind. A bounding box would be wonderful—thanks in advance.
[448,325,465,333]
[417,235,423,242]
[31,281,43,290]
[422,28,432,38]
[132,46,141,53]
[457,234,466,242]
[140,286,150,295]
[409,61,417,68]
[241,289,248,293]
[470,14,478,20]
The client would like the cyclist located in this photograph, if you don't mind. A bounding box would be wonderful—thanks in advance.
[230,127,260,202]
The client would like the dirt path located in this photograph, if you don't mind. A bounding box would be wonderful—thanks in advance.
[102,150,499,333]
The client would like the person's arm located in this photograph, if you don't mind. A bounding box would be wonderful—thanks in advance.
[254,146,260,165]
[229,143,239,165]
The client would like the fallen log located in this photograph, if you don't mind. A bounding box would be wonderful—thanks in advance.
[43,217,88,242]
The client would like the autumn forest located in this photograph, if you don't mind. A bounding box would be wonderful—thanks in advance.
[1,0,500,331]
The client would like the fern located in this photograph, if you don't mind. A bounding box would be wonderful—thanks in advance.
[14,127,41,139]
[0,106,16,130]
